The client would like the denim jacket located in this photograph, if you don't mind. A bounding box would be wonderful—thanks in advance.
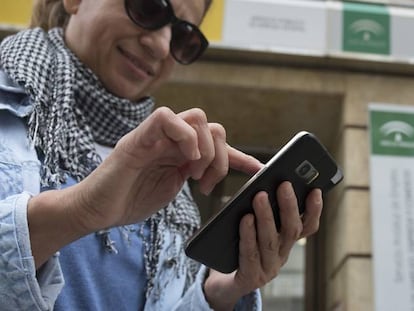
[0,70,261,310]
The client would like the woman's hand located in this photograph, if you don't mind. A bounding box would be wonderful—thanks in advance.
[69,106,261,231]
[203,181,323,311]
[30,106,262,267]
[29,105,261,238]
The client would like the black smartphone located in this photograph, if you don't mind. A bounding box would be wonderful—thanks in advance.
[185,131,343,273]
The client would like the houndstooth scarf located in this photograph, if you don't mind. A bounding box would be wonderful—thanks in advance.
[0,27,200,298]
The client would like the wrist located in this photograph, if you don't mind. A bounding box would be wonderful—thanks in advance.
[27,187,97,268]
[203,271,241,311]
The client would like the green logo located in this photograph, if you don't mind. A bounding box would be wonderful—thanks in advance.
[343,2,390,55]
[371,110,414,156]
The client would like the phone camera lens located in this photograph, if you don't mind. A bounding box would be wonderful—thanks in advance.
[298,163,311,176]
[295,160,319,184]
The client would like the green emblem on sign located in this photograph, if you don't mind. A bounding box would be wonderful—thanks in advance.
[343,2,390,55]
[371,110,414,156]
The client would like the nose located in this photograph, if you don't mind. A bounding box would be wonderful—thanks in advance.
[139,26,171,61]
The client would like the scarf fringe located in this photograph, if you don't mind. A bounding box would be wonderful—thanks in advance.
[0,27,201,298]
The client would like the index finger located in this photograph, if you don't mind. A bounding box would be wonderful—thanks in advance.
[227,144,263,176]
[140,107,201,160]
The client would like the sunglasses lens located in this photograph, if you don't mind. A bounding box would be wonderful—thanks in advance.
[171,23,207,64]
[125,0,209,64]
[126,0,170,29]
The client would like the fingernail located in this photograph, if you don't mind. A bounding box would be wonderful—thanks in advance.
[247,216,254,227]
[282,182,294,199]
[259,192,269,205]
[200,184,213,196]
[314,189,322,204]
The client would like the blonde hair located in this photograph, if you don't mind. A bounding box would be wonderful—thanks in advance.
[30,0,69,30]
[30,0,213,30]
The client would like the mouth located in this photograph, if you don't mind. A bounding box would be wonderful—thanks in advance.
[118,47,155,77]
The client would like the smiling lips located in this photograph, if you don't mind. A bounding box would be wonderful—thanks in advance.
[118,47,155,77]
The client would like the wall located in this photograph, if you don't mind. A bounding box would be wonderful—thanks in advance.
[153,48,414,310]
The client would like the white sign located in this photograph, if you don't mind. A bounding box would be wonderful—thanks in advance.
[369,103,414,311]
[221,0,327,55]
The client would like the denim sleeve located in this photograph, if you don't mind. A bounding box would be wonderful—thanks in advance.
[0,192,64,311]
[173,265,262,311]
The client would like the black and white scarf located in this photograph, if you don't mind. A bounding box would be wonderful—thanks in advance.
[0,28,200,298]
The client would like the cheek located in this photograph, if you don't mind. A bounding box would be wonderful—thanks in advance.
[147,59,176,93]
[159,58,176,82]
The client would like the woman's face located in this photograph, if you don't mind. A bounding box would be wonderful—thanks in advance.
[63,0,207,101]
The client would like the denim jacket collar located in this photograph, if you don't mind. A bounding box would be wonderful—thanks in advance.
[0,69,32,117]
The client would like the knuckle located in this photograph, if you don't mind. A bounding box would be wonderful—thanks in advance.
[246,250,260,264]
[264,213,275,226]
[266,239,279,252]
[214,161,228,177]
[209,123,226,139]
[154,106,173,118]
[190,108,208,123]
[286,224,302,241]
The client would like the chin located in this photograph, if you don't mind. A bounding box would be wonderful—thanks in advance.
[107,80,146,101]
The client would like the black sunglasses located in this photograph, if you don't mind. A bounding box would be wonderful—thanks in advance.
[124,0,209,65]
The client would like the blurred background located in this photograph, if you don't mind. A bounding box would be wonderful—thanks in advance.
[2,1,414,310]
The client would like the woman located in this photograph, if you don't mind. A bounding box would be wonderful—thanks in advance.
[0,0,323,310]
